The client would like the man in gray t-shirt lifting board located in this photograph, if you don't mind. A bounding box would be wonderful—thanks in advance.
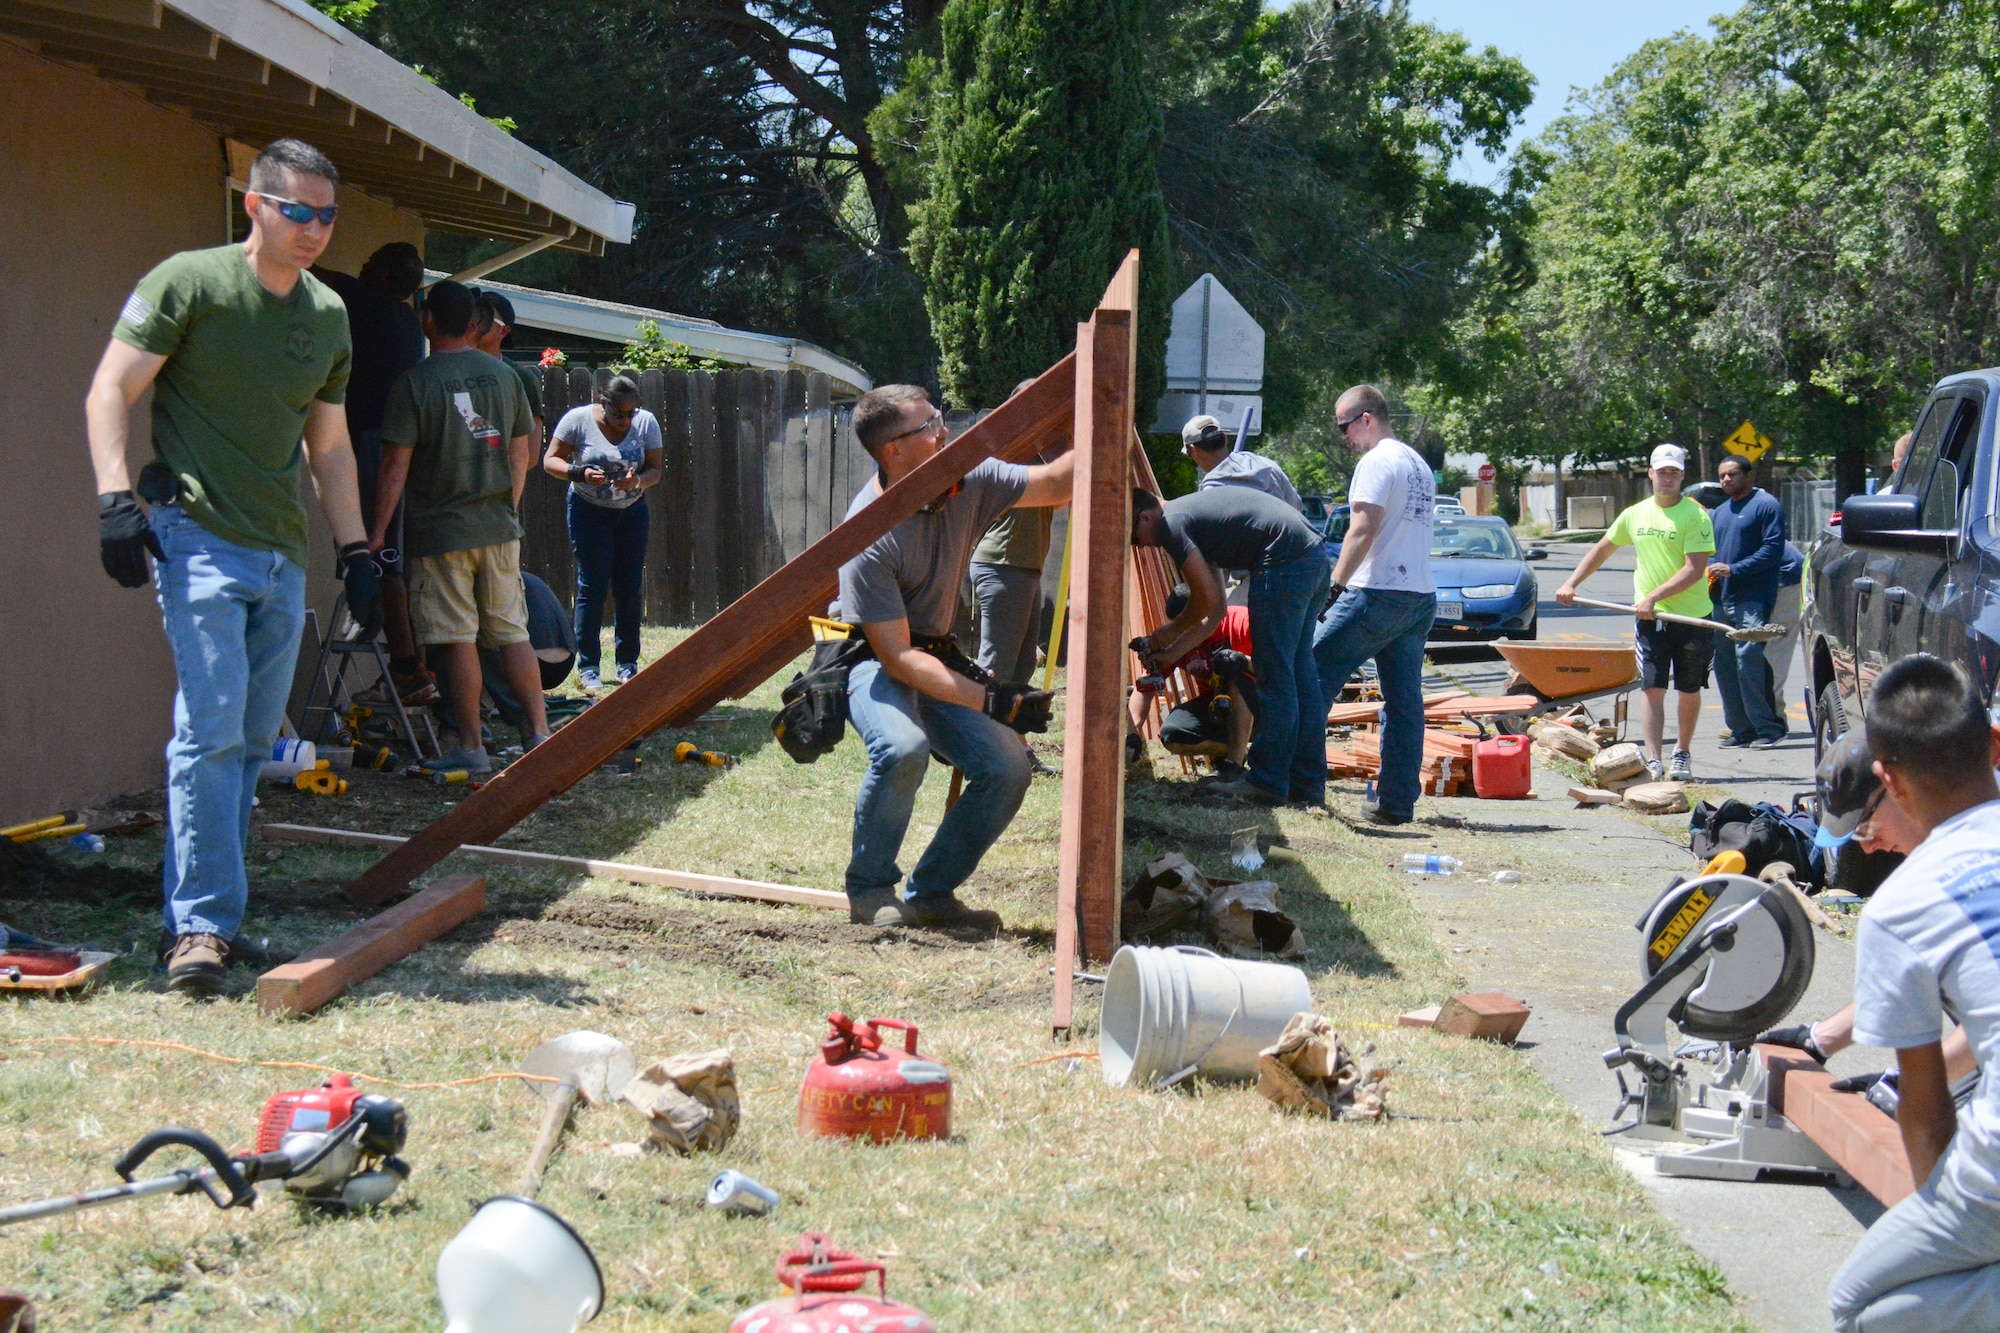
[835,385,1074,928]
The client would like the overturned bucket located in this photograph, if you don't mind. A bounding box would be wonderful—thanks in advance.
[1099,945,1313,1088]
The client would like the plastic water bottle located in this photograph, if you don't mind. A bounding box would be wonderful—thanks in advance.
[1493,869,1523,883]
[68,833,105,854]
[1403,853,1462,876]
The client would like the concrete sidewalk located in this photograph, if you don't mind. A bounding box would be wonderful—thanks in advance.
[1349,752,1885,1332]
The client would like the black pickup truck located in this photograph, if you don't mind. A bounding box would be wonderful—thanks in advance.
[1804,371,2000,883]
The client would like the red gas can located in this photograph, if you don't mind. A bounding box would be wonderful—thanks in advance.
[1473,734,1532,799]
[730,1233,935,1333]
[797,1013,951,1142]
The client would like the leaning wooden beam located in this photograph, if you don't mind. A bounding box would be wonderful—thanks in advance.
[266,823,845,911]
[258,874,487,1018]
[345,356,1077,910]
[1054,256,1140,1034]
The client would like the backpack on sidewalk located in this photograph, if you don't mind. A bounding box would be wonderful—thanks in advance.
[1688,798,1826,888]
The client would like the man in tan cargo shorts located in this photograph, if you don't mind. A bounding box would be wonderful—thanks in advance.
[369,279,549,771]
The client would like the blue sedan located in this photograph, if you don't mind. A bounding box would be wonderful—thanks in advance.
[1429,516,1546,642]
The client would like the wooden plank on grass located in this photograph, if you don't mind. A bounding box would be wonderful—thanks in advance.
[264,824,846,910]
[257,874,487,1018]
[342,357,1077,910]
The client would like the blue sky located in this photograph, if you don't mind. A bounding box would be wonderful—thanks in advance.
[1404,1,1725,180]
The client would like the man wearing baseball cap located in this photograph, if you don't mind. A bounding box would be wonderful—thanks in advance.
[1182,414,1303,512]
[1557,443,1717,782]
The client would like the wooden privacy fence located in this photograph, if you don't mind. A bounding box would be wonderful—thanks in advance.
[519,366,868,626]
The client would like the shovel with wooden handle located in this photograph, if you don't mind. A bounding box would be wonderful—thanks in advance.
[1567,595,1788,643]
[516,1031,636,1198]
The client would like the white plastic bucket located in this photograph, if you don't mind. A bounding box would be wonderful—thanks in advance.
[1099,945,1313,1087]
[437,1196,603,1333]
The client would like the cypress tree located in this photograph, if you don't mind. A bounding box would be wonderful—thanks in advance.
[910,0,1172,409]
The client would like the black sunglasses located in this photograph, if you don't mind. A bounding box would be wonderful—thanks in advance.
[1337,411,1369,434]
[258,193,338,226]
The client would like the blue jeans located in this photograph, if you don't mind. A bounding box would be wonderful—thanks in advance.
[1830,1161,2000,1331]
[1713,592,1784,741]
[1245,552,1333,803]
[1312,586,1436,819]
[844,657,1031,901]
[567,491,647,670]
[151,505,306,940]
[970,562,1043,684]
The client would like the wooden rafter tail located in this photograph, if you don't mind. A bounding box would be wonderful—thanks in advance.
[1055,279,1139,1035]
[344,355,1078,912]
[1099,248,1141,314]
[258,874,488,1018]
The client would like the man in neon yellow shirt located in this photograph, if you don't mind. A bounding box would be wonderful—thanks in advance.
[1557,444,1717,782]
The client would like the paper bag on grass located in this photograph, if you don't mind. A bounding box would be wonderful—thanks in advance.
[1204,879,1305,960]
[1256,1013,1387,1121]
[1622,781,1690,815]
[620,1048,739,1154]
[1122,853,1210,940]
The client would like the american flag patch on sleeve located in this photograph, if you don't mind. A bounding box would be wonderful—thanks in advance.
[119,292,153,327]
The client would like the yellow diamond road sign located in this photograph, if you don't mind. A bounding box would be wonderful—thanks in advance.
[1723,420,1773,462]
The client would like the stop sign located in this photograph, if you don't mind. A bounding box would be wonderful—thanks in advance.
[1477,463,1496,484]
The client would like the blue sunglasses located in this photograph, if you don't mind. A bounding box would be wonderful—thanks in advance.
[259,193,338,226]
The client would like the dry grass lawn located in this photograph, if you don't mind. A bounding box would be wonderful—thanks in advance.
[0,629,1746,1330]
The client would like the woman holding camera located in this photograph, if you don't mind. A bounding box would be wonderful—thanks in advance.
[543,374,663,688]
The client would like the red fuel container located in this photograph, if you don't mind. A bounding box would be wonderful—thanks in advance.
[1472,734,1532,799]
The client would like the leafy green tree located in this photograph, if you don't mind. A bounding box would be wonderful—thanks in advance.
[909,0,1173,408]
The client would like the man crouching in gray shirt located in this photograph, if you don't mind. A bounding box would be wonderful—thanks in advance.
[837,385,1074,928]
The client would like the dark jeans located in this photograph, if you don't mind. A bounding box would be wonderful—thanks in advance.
[1245,552,1333,803]
[567,491,647,670]
[1713,593,1784,741]
[1312,586,1436,819]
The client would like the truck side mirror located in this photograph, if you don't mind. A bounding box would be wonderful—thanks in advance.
[1840,492,1956,557]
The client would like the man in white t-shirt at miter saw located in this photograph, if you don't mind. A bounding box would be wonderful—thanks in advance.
[1826,655,2000,1332]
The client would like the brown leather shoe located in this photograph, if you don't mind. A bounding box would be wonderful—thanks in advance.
[166,933,229,995]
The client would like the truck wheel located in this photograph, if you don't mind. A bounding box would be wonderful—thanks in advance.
[1814,683,1847,769]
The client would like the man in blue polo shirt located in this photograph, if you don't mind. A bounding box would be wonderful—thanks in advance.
[1708,456,1787,748]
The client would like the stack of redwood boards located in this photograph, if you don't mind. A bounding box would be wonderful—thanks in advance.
[1324,691,1539,798]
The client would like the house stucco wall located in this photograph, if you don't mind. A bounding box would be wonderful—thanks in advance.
[0,41,422,824]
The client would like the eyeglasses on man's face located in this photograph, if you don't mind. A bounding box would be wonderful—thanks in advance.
[1337,411,1369,435]
[887,408,944,445]
[257,194,339,227]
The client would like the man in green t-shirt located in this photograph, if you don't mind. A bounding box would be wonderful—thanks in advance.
[1557,443,1718,782]
[84,138,381,994]
[371,280,547,772]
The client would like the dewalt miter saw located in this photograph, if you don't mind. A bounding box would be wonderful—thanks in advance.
[1603,852,1851,1185]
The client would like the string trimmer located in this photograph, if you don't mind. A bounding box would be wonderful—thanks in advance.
[1567,595,1787,643]
[0,1075,408,1228]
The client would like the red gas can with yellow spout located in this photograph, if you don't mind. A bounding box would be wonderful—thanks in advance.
[797,1013,951,1142]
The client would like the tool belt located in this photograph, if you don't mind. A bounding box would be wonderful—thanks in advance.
[771,623,990,765]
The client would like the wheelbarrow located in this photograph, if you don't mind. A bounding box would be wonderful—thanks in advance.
[1491,641,1639,736]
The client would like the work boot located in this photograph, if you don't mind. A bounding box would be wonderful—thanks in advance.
[906,894,1003,931]
[848,890,909,926]
[1362,801,1411,827]
[1205,778,1285,807]
[1197,759,1247,788]
[165,933,229,995]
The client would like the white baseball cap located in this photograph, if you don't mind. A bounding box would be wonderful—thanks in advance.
[1650,443,1687,471]
[1182,415,1227,450]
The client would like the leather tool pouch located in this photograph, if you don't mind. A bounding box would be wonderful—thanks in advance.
[772,623,874,764]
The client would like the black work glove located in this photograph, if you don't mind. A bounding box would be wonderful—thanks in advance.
[984,683,1053,734]
[1210,647,1251,683]
[1756,1022,1830,1063]
[338,541,384,640]
[99,491,163,587]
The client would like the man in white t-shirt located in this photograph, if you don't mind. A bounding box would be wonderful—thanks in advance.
[1310,383,1436,825]
[1828,654,2000,1332]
